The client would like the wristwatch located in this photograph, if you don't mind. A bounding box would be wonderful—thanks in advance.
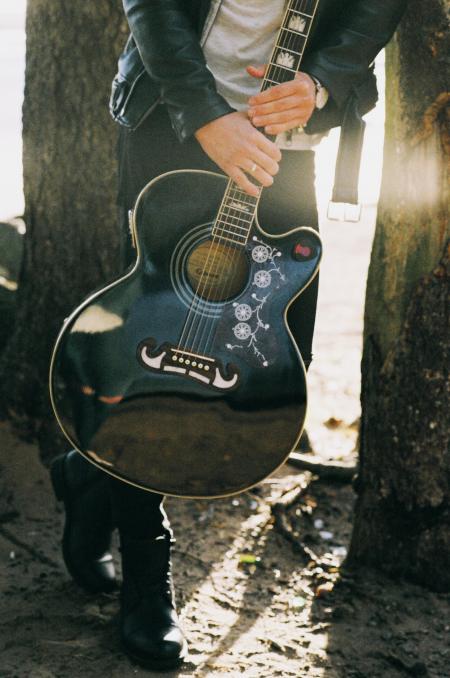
[287,75,329,140]
[312,77,329,110]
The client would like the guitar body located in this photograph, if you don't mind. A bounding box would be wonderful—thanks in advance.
[50,170,322,497]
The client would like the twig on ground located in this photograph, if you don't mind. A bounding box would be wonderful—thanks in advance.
[270,474,320,563]
[0,525,58,568]
[287,452,357,483]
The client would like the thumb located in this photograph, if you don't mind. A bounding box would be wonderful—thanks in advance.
[246,64,266,79]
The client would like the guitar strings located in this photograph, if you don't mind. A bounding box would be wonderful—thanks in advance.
[181,0,303,355]
[176,182,234,351]
[184,0,312,357]
[197,0,313,357]
[195,0,313,356]
[193,184,261,357]
[177,179,248,353]
[177,0,314,357]
[181,181,255,353]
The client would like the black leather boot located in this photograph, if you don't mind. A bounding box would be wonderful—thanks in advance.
[120,532,188,670]
[51,450,116,593]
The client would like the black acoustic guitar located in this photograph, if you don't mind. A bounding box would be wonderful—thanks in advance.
[49,0,322,498]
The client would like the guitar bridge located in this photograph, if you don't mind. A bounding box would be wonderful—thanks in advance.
[137,340,239,392]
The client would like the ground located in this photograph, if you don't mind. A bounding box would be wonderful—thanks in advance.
[1,423,450,678]
[1,217,449,678]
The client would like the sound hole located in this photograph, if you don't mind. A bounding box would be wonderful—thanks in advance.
[186,239,248,302]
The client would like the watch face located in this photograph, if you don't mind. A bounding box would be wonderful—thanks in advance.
[314,80,329,110]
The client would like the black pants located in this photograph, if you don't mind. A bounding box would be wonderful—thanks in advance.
[110,105,319,537]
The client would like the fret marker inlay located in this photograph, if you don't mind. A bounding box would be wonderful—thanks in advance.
[288,16,306,33]
[276,51,296,69]
[230,201,250,212]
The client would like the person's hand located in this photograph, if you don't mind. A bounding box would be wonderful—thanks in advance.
[247,65,316,135]
[194,111,281,197]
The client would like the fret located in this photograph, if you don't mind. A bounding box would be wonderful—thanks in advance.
[280,1,315,41]
[227,183,257,199]
[276,26,308,42]
[289,0,315,15]
[288,8,313,19]
[225,194,257,209]
[279,25,306,38]
[269,49,304,75]
[220,205,254,219]
[220,204,254,220]
[213,222,248,237]
[268,61,297,75]
[262,74,291,90]
[273,44,303,58]
[223,199,253,214]
[212,230,247,246]
[217,212,253,228]
[214,217,249,236]
[213,233,246,247]
[216,214,252,230]
[214,227,247,240]
[214,211,248,235]
[226,189,258,208]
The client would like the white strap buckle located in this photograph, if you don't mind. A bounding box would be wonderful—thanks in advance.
[327,202,362,223]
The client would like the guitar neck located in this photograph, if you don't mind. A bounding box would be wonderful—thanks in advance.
[211,0,320,247]
[263,0,319,92]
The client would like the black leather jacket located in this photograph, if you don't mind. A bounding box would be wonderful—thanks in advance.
[111,0,406,203]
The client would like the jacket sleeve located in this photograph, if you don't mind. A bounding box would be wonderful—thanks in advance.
[302,0,407,109]
[122,0,234,141]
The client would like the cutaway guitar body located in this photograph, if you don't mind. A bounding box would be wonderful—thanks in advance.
[50,170,322,498]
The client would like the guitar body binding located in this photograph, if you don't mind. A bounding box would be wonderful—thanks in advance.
[49,170,322,498]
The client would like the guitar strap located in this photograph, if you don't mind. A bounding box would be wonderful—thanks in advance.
[332,91,366,206]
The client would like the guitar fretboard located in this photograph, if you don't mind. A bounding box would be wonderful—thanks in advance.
[212,0,319,247]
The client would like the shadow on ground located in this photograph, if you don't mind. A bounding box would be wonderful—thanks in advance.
[0,421,449,677]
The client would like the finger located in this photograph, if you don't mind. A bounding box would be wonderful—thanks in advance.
[246,64,266,79]
[228,167,261,197]
[248,147,280,177]
[249,94,304,118]
[252,105,311,128]
[253,131,282,162]
[241,160,274,189]
[248,94,315,119]
[249,79,309,106]
[265,120,308,135]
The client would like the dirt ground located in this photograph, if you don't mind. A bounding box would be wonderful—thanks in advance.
[1,215,449,678]
[1,426,450,678]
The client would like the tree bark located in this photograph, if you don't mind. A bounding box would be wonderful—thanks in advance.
[0,2,127,462]
[347,0,450,591]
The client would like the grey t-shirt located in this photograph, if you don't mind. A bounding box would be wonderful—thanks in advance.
[202,0,324,150]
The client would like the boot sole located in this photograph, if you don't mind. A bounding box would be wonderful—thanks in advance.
[122,637,188,672]
[51,454,117,594]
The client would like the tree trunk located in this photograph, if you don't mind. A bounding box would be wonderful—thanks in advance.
[0,2,127,462]
[348,0,450,591]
